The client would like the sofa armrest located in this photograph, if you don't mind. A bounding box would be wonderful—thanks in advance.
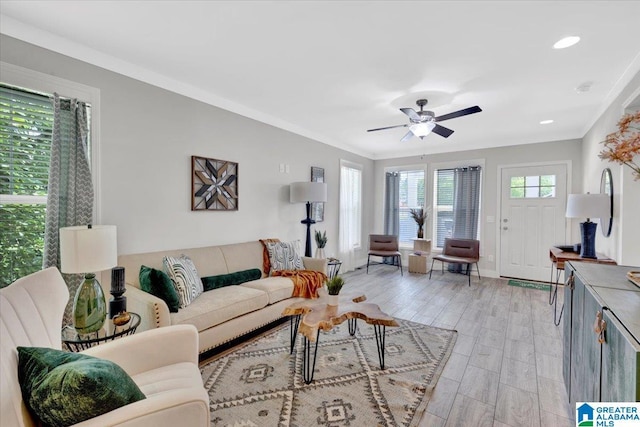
[81,325,199,375]
[302,257,327,275]
[125,285,171,330]
[73,387,209,427]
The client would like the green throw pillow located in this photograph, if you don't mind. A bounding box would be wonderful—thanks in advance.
[17,346,146,427]
[201,268,262,291]
[139,265,180,313]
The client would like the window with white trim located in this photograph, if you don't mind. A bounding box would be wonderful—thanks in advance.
[433,168,454,248]
[339,162,362,251]
[398,169,425,245]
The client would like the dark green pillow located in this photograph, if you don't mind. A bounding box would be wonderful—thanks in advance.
[201,268,262,291]
[139,265,180,313]
[18,346,145,427]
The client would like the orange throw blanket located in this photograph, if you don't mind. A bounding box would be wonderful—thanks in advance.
[273,270,326,299]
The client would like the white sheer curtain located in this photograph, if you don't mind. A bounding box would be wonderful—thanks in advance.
[339,162,362,272]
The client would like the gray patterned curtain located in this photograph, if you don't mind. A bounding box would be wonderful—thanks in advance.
[383,172,400,264]
[43,94,94,321]
[450,166,481,272]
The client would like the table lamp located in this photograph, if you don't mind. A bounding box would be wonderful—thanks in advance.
[290,182,328,257]
[60,225,117,334]
[565,193,609,259]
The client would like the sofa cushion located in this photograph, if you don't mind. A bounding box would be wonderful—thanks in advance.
[163,255,203,308]
[170,286,269,332]
[266,240,304,274]
[17,346,145,427]
[201,268,262,291]
[240,277,295,304]
[139,265,180,313]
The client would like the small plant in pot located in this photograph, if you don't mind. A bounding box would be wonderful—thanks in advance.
[314,230,327,258]
[325,275,344,306]
[409,207,429,239]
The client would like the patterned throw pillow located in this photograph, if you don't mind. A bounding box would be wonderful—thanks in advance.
[266,240,304,274]
[162,255,203,308]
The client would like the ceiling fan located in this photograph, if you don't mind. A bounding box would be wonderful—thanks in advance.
[367,99,482,142]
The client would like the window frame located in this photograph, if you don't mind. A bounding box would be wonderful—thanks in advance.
[1,61,102,222]
[339,159,363,250]
[384,165,427,248]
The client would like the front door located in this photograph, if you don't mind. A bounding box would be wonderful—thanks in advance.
[500,164,568,281]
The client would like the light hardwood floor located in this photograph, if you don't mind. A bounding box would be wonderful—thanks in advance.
[342,263,574,427]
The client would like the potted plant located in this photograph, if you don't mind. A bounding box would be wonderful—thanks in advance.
[314,230,328,258]
[409,207,429,238]
[325,275,344,306]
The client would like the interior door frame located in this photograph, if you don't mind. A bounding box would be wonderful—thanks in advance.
[495,160,573,279]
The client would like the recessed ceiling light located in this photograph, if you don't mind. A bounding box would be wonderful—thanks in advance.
[553,36,580,49]
[540,120,554,125]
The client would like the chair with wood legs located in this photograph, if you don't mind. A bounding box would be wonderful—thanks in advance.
[366,234,403,276]
[429,238,480,286]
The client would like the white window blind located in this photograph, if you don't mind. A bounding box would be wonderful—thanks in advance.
[339,164,362,251]
[398,169,425,245]
[1,85,54,286]
[434,169,454,248]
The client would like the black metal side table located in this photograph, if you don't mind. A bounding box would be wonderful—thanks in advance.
[327,258,342,279]
[62,312,141,352]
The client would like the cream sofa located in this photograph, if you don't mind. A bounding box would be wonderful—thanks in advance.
[115,240,326,354]
[0,267,209,427]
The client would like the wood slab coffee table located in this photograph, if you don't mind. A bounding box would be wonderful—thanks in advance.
[282,292,398,384]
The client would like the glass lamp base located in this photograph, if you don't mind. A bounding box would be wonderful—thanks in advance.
[73,273,107,334]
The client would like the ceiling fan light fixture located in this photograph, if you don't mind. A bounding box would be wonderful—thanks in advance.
[410,122,435,137]
[553,36,580,49]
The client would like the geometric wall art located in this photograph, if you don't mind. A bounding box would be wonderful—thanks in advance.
[191,155,238,211]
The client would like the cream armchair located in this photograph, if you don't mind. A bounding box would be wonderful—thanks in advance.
[1,267,210,427]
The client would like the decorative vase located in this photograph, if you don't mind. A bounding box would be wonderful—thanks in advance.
[315,247,326,259]
[417,227,424,239]
[73,273,107,334]
[327,294,339,306]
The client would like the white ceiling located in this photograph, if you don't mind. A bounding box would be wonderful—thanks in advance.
[2,1,640,160]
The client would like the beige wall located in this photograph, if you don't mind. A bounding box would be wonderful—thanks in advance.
[0,35,374,264]
[580,70,640,265]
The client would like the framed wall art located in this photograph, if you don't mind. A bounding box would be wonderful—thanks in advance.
[191,155,238,211]
[311,166,324,222]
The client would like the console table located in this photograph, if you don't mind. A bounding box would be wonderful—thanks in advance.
[548,247,616,325]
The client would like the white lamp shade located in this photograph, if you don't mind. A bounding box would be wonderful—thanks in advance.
[290,182,327,203]
[565,193,610,219]
[60,225,117,273]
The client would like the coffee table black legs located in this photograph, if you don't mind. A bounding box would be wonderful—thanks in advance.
[302,330,321,384]
[373,325,387,369]
[290,315,301,353]
[297,321,388,384]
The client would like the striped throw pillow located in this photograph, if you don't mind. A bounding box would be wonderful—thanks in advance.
[162,255,203,308]
[266,240,304,274]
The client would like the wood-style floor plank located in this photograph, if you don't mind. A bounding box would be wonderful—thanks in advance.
[340,265,574,426]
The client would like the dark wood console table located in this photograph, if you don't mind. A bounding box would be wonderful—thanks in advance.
[549,247,616,325]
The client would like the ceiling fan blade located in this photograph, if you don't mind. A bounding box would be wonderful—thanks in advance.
[432,124,455,138]
[367,124,408,132]
[435,106,482,122]
[400,130,415,142]
[400,107,421,121]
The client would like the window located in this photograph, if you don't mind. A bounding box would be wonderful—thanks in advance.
[339,161,362,251]
[510,175,556,198]
[398,170,425,245]
[433,169,454,248]
[1,85,54,286]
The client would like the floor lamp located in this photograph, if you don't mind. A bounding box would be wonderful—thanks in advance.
[290,182,328,257]
[565,193,609,259]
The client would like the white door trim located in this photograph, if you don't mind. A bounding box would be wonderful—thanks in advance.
[495,160,573,279]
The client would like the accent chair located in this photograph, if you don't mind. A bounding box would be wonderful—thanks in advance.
[429,238,480,286]
[367,234,403,276]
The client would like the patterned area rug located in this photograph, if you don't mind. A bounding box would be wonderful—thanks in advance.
[201,318,457,426]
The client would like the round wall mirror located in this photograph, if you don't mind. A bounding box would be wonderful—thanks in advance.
[600,168,613,237]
